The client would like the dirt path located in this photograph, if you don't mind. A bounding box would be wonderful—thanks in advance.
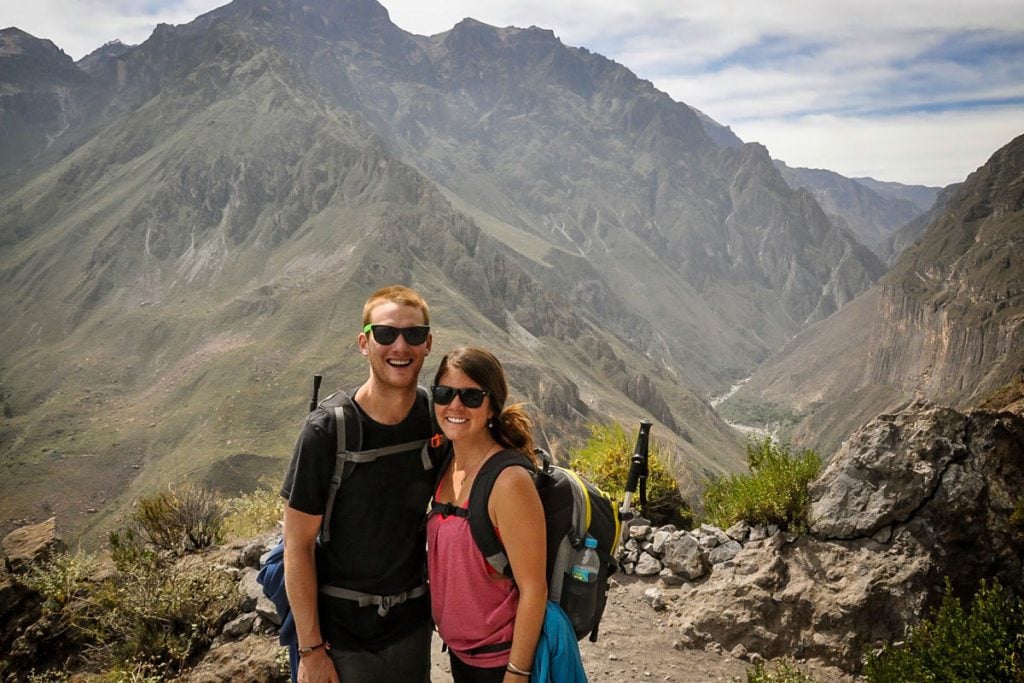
[430,575,855,682]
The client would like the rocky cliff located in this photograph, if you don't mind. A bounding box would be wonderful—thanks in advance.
[653,401,1024,672]
[731,133,1024,453]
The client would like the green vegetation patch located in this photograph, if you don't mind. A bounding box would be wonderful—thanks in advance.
[570,421,694,527]
[222,487,285,540]
[718,396,805,430]
[14,487,243,680]
[863,579,1024,682]
[129,485,226,553]
[702,438,821,531]
[739,659,821,683]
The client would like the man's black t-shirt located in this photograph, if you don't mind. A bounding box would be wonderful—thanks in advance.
[280,390,434,651]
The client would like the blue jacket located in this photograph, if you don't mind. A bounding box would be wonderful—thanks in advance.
[256,541,298,682]
[532,602,588,682]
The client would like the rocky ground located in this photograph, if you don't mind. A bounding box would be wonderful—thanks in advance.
[8,400,1022,682]
[428,574,855,683]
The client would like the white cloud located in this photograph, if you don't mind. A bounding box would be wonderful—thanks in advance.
[3,0,221,57]
[5,0,1023,185]
[734,108,1024,186]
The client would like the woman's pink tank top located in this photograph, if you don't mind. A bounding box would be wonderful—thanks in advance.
[427,487,518,667]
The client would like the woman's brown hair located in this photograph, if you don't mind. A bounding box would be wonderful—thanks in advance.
[433,347,536,463]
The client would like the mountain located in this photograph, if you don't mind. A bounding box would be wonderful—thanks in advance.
[851,176,940,212]
[774,161,932,254]
[690,106,744,150]
[0,28,88,182]
[875,182,961,265]
[729,133,1024,454]
[0,0,884,541]
[689,103,940,260]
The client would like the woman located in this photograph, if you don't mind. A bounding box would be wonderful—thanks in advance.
[427,347,547,682]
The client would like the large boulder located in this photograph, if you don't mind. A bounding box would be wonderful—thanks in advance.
[2,517,65,573]
[676,401,1024,672]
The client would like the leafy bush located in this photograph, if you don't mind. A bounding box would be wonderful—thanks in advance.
[20,551,99,609]
[222,487,284,540]
[108,527,160,573]
[740,659,820,682]
[702,438,821,531]
[570,421,693,527]
[18,520,240,678]
[132,486,225,552]
[86,558,239,673]
[863,579,1024,682]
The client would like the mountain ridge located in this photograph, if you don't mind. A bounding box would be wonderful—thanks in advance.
[730,133,1024,455]
[0,0,906,542]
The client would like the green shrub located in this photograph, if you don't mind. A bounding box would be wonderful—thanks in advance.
[19,529,240,678]
[86,558,239,674]
[132,485,225,553]
[570,421,693,527]
[702,438,821,531]
[222,487,284,540]
[108,527,160,573]
[863,579,1024,682]
[739,659,820,682]
[19,551,99,610]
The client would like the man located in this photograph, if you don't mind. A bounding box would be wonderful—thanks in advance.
[281,285,437,682]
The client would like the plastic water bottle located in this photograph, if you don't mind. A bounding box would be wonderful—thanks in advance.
[571,536,600,582]
[563,535,601,637]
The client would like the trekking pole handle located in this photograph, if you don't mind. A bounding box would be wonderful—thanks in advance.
[309,374,323,412]
[621,419,652,515]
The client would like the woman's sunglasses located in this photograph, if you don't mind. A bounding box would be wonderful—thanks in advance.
[431,385,490,408]
[363,324,430,346]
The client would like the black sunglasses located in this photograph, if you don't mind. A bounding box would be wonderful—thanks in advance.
[363,324,430,346]
[431,385,490,408]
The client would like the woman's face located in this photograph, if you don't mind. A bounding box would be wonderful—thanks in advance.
[433,366,494,443]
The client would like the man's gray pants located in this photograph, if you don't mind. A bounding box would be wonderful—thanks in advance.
[327,620,433,682]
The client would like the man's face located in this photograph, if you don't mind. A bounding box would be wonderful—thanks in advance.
[358,302,432,390]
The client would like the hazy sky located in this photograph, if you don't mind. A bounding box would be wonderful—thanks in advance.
[5,0,1024,187]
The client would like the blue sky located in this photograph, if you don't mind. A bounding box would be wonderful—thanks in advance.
[5,0,1023,187]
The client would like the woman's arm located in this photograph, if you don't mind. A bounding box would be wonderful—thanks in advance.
[489,465,547,682]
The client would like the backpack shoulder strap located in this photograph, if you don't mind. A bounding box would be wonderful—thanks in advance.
[467,449,536,577]
[421,385,449,468]
[319,386,439,542]
[319,389,362,542]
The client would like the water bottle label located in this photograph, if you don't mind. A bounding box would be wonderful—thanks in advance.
[571,567,591,582]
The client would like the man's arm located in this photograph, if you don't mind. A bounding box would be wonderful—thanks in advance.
[284,505,339,683]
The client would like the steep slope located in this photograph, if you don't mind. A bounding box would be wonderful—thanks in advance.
[875,182,961,265]
[852,176,940,212]
[731,133,1024,455]
[0,7,741,542]
[0,0,890,540]
[0,28,91,185]
[774,161,928,253]
[212,4,884,391]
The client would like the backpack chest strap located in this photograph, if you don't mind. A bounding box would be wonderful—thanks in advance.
[332,437,431,467]
[319,582,428,617]
[429,499,469,519]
